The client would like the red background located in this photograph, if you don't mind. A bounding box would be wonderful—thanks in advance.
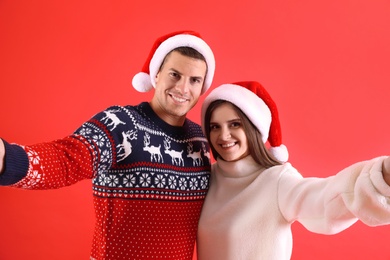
[1,0,390,259]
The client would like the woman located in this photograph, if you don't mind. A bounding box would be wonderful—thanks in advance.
[197,81,390,260]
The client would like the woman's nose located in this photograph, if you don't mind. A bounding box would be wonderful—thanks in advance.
[220,127,231,140]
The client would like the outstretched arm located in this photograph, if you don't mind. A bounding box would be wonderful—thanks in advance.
[0,139,4,174]
[383,157,390,186]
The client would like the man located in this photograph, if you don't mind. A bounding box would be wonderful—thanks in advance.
[0,30,215,260]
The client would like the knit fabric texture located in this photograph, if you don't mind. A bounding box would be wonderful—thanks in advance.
[1,102,211,260]
[197,155,390,260]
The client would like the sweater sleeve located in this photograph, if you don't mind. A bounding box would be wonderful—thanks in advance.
[278,156,390,235]
[0,105,135,190]
[0,135,97,189]
[0,140,29,185]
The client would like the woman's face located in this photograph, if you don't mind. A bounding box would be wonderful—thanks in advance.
[209,102,250,162]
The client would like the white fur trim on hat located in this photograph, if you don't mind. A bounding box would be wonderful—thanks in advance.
[132,72,153,92]
[202,82,289,163]
[150,34,215,94]
[269,144,289,162]
[131,34,214,95]
[202,84,271,142]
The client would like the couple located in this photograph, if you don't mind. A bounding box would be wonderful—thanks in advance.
[1,31,390,260]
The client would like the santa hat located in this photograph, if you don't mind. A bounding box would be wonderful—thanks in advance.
[132,30,215,94]
[201,81,289,163]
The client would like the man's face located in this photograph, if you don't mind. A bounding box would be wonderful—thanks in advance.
[150,51,207,126]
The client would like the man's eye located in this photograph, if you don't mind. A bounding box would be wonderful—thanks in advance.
[170,72,179,78]
[192,78,201,84]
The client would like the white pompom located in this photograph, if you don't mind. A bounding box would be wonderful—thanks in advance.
[132,72,153,92]
[269,144,289,163]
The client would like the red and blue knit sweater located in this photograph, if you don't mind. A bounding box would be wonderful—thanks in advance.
[0,102,211,260]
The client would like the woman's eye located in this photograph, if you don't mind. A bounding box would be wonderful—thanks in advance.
[231,122,241,128]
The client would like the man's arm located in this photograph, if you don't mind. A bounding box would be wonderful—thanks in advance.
[0,139,4,174]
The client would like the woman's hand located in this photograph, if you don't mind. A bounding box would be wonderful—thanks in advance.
[383,157,390,186]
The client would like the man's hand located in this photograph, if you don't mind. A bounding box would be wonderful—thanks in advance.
[383,157,390,186]
[0,139,4,174]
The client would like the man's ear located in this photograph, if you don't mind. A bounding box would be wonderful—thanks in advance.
[155,70,160,83]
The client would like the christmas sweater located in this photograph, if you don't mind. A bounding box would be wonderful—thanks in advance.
[197,155,390,260]
[0,102,211,260]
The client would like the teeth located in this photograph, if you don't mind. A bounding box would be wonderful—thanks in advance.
[171,95,187,103]
[221,143,235,148]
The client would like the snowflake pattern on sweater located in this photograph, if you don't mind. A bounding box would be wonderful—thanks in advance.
[0,102,211,260]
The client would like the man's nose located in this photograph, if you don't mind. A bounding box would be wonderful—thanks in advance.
[175,78,190,93]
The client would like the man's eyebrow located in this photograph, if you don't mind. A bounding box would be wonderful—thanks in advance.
[191,75,204,81]
[168,68,181,74]
[168,68,204,80]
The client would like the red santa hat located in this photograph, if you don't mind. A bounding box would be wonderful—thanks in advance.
[201,81,289,163]
[132,30,215,94]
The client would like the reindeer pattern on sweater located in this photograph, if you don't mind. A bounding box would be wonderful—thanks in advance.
[1,102,211,260]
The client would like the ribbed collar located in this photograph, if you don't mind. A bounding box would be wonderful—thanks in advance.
[137,102,190,136]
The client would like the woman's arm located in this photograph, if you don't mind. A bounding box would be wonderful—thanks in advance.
[383,157,390,186]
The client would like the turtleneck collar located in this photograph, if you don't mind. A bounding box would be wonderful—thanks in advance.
[215,155,264,179]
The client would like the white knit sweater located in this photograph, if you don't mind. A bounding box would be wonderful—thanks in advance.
[197,155,390,260]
